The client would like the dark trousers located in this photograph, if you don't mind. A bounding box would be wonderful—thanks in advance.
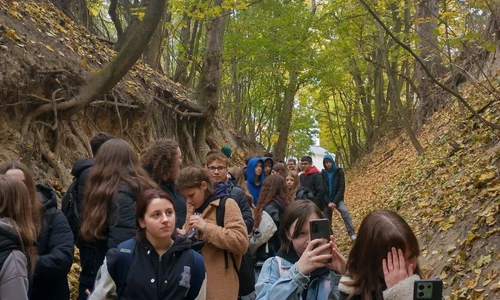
[325,201,356,237]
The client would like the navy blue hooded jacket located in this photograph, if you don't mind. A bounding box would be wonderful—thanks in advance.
[246,157,265,205]
[321,154,345,206]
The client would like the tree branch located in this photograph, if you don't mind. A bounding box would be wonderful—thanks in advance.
[357,0,500,130]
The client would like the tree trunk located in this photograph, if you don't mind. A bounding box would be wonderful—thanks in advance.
[21,0,168,136]
[193,0,226,162]
[273,69,299,162]
[144,13,166,71]
[173,12,192,83]
[414,0,444,128]
[377,24,424,155]
[109,0,124,39]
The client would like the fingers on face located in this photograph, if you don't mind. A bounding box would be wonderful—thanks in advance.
[382,258,389,275]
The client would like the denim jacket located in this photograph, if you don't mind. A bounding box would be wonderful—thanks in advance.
[256,255,341,300]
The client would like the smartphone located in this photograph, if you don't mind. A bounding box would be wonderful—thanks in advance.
[413,279,443,300]
[309,218,332,263]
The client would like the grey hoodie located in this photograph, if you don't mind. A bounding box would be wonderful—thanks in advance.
[0,219,29,300]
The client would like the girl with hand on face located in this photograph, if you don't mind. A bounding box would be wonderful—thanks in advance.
[176,167,248,300]
[255,200,345,300]
[89,189,206,300]
[335,210,422,300]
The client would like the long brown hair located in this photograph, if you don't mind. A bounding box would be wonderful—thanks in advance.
[229,166,253,207]
[0,175,37,277]
[175,166,214,198]
[0,160,43,237]
[80,139,157,241]
[345,210,422,300]
[136,189,175,241]
[253,175,291,228]
[286,170,300,201]
[278,200,322,253]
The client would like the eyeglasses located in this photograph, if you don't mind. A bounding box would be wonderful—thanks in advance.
[207,166,226,172]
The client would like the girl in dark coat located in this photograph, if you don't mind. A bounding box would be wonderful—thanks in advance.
[1,160,73,300]
[78,139,157,299]
[0,175,38,300]
[253,175,292,269]
[89,189,206,299]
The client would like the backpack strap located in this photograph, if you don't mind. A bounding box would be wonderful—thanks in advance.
[115,238,136,298]
[216,196,230,269]
[185,250,206,300]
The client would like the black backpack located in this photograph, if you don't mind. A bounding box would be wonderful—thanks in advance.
[61,178,80,243]
[216,197,255,296]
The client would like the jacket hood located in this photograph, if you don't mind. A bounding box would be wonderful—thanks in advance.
[323,154,336,173]
[262,157,274,165]
[194,181,230,214]
[0,219,21,248]
[303,165,320,176]
[71,158,93,177]
[246,157,265,187]
[209,181,231,202]
[36,184,58,210]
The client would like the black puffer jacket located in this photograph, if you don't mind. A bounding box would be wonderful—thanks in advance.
[159,179,186,229]
[107,185,138,250]
[228,181,254,233]
[254,200,284,265]
[79,184,138,288]
[321,168,345,206]
[32,185,74,300]
[71,158,93,206]
[107,237,205,299]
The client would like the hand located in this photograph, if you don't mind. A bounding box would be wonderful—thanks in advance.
[325,235,347,274]
[296,239,333,275]
[328,202,336,209]
[383,248,414,289]
[189,215,207,232]
[177,228,186,235]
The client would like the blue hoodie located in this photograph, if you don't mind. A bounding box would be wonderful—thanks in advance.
[323,154,336,198]
[246,157,265,205]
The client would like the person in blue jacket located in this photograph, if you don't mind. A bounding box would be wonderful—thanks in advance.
[255,200,345,300]
[246,157,265,206]
[321,154,356,241]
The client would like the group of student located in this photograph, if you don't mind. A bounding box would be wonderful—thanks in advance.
[0,132,425,300]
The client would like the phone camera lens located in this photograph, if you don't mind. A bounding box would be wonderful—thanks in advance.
[418,285,424,290]
[427,285,432,289]
[418,292,424,297]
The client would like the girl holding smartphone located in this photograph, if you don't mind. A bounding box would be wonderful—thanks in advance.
[255,200,345,300]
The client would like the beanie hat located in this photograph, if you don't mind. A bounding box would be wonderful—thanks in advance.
[221,145,232,158]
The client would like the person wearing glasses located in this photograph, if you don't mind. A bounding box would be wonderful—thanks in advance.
[299,156,326,212]
[205,151,253,233]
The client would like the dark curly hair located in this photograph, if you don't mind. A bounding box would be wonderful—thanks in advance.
[253,175,291,228]
[141,139,180,182]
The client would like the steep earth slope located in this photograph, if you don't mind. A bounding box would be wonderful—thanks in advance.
[336,62,500,299]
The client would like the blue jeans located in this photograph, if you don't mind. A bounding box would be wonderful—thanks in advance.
[326,201,356,237]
